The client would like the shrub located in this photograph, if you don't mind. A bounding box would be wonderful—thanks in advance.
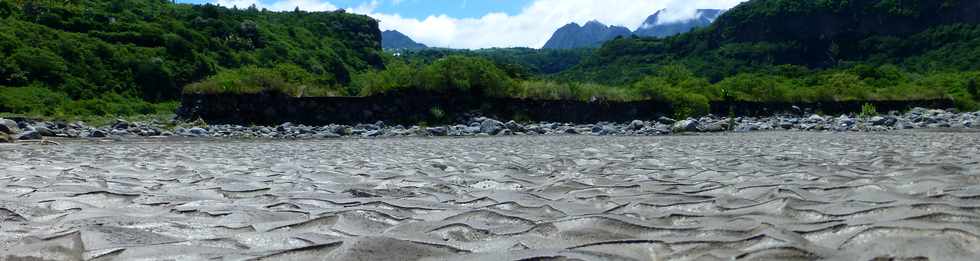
[183,64,341,97]
[860,103,878,117]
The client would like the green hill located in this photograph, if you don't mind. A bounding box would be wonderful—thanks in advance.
[564,0,980,84]
[0,0,382,116]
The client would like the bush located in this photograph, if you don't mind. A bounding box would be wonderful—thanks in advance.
[0,86,177,117]
[0,85,70,115]
[632,77,710,118]
[183,64,342,97]
[860,103,878,117]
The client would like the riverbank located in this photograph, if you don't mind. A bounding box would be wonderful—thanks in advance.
[1,107,977,142]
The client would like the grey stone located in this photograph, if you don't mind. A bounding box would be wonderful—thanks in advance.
[316,132,342,139]
[504,120,526,132]
[869,116,889,126]
[480,119,505,135]
[363,130,382,137]
[672,119,699,132]
[189,127,209,137]
[779,121,795,129]
[699,122,727,132]
[628,120,646,131]
[112,119,131,130]
[90,130,108,138]
[33,126,55,137]
[806,114,825,123]
[17,131,41,140]
[111,129,130,136]
[657,116,677,125]
[0,118,19,134]
[426,127,448,136]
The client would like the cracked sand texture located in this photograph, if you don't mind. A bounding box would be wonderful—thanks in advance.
[1,132,980,260]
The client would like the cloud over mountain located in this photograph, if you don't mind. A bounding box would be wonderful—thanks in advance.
[202,0,748,49]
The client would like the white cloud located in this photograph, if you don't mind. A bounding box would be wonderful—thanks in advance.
[206,0,749,49]
[358,0,748,49]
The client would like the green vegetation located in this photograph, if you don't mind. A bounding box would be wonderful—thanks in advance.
[0,0,380,118]
[3,0,980,120]
[860,103,878,117]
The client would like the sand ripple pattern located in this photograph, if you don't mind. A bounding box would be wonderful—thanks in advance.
[2,132,980,260]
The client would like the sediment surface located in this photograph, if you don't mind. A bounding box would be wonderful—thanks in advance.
[2,131,980,260]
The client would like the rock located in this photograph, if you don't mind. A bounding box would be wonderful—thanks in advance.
[315,132,341,139]
[426,127,448,136]
[90,130,108,138]
[657,116,677,125]
[672,119,699,132]
[0,132,11,143]
[277,122,293,132]
[869,116,888,126]
[112,119,131,130]
[189,127,208,137]
[838,115,856,126]
[563,128,579,134]
[599,126,619,135]
[504,121,526,132]
[17,131,42,140]
[627,120,646,131]
[0,118,19,134]
[806,114,825,123]
[480,119,505,135]
[699,122,727,132]
[355,123,380,131]
[363,130,382,137]
[111,129,130,136]
[497,129,513,136]
[779,121,795,130]
[33,126,55,137]
[590,125,603,134]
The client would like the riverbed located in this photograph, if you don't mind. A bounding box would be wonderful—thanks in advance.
[1,132,979,260]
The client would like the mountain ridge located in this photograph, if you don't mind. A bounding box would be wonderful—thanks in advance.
[542,9,725,49]
[382,30,428,50]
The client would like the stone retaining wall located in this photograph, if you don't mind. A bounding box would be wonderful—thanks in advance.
[178,91,954,125]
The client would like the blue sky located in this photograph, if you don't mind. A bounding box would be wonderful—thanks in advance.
[177,0,747,49]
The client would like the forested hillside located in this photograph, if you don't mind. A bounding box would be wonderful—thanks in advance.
[0,0,382,116]
[565,0,980,84]
[3,0,980,119]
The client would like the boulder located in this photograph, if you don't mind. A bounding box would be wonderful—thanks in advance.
[627,120,646,131]
[17,131,42,140]
[112,119,131,130]
[90,130,109,138]
[0,132,11,143]
[657,116,677,125]
[806,114,825,123]
[672,119,699,133]
[504,120,526,133]
[869,116,888,126]
[779,121,795,130]
[426,127,448,136]
[699,122,728,132]
[480,119,505,135]
[0,118,19,134]
[189,127,209,137]
[33,126,56,137]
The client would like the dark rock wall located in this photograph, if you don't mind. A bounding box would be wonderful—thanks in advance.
[179,92,953,125]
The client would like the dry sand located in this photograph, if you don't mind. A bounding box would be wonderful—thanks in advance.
[1,131,979,260]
